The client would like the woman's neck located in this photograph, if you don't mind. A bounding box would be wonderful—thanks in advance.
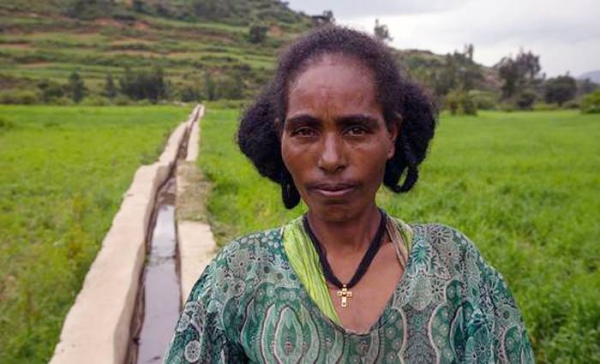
[306,205,382,254]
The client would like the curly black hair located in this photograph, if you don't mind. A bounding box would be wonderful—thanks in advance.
[237,26,437,209]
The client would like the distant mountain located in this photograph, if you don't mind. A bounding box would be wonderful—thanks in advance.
[578,70,600,84]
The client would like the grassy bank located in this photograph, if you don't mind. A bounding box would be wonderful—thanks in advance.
[0,105,189,363]
[198,109,600,363]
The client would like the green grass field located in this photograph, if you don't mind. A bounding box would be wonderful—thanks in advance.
[198,109,600,363]
[0,105,189,363]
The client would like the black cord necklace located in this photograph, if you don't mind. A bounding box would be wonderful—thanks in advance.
[302,210,387,307]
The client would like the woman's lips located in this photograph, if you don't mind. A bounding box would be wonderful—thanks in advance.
[310,183,357,198]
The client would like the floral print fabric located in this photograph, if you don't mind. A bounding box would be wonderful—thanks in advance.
[164,222,534,363]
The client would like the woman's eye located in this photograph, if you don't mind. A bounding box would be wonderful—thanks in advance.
[346,126,367,136]
[291,127,316,137]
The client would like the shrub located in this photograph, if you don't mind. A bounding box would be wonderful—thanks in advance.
[38,80,67,103]
[469,90,497,110]
[581,91,600,114]
[248,24,268,44]
[80,96,111,106]
[119,66,166,103]
[0,90,40,104]
[51,97,74,106]
[204,99,247,109]
[68,71,87,103]
[178,85,202,103]
[114,95,132,106]
[544,74,577,106]
[515,89,537,110]
[533,103,560,111]
[563,99,580,110]
[499,102,515,112]
[445,89,477,116]
[216,73,245,100]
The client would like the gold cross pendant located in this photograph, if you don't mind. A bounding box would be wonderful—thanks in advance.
[337,285,353,307]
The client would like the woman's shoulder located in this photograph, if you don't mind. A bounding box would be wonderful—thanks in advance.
[208,226,286,277]
[186,226,286,299]
[404,222,490,277]
[219,227,283,253]
[408,222,480,255]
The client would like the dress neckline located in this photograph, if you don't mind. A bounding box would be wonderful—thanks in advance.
[280,216,414,335]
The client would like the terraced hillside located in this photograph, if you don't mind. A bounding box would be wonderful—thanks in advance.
[0,0,313,100]
[0,0,501,104]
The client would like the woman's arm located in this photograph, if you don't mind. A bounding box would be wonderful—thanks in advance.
[164,261,246,363]
[461,234,535,363]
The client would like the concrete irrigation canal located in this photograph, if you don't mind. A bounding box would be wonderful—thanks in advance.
[50,105,218,364]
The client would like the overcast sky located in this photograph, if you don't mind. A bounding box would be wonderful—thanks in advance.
[285,0,599,77]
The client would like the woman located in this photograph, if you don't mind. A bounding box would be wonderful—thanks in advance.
[165,26,534,363]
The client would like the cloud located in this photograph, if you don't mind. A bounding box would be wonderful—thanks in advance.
[285,0,471,18]
[286,0,600,76]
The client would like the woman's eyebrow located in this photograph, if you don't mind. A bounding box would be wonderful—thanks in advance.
[336,114,380,127]
[285,114,379,128]
[285,115,321,128]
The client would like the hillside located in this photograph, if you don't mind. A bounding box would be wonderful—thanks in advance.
[0,0,315,101]
[0,0,500,104]
[579,70,600,84]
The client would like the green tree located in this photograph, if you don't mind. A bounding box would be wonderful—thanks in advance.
[374,19,392,43]
[544,74,577,106]
[66,0,114,20]
[118,67,166,103]
[579,78,598,96]
[155,0,170,16]
[193,0,230,20]
[37,79,66,103]
[216,72,244,100]
[497,50,542,99]
[145,66,167,103]
[103,73,117,100]
[445,88,477,115]
[312,10,335,26]
[68,71,87,103]
[322,10,335,24]
[132,0,144,13]
[248,24,268,44]
[434,44,483,96]
[119,67,138,99]
[204,72,216,101]
[515,89,537,110]
[180,85,201,102]
[581,90,600,113]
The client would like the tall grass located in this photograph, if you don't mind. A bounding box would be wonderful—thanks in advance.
[0,105,189,363]
[198,109,600,363]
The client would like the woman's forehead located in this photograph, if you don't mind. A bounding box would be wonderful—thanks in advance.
[288,55,376,97]
[292,53,373,81]
[285,57,382,121]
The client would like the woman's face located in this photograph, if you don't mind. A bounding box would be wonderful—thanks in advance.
[281,54,398,223]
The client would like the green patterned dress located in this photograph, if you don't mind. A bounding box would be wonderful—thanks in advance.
[164,220,534,363]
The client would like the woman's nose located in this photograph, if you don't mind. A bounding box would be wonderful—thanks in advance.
[317,133,347,173]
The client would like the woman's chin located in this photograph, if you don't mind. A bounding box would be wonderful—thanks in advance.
[306,201,375,225]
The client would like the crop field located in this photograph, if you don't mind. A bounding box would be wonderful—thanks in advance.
[0,11,293,92]
[0,105,189,363]
[199,109,600,363]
